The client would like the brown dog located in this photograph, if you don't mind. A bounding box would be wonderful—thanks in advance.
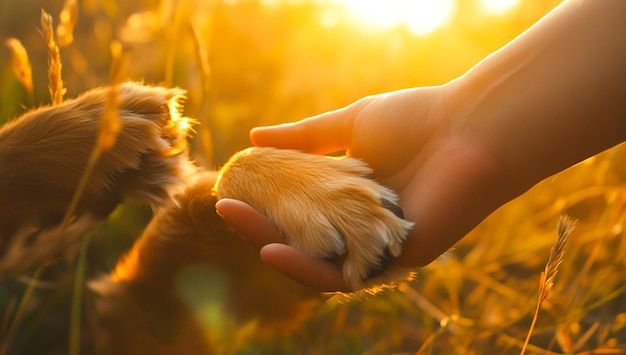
[90,171,322,354]
[0,82,412,353]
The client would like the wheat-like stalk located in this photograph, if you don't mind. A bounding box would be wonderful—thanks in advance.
[68,232,91,355]
[540,216,574,303]
[67,41,129,355]
[4,38,34,106]
[520,215,575,355]
[56,0,78,47]
[41,10,66,106]
[1,13,68,354]
[190,20,212,94]
[0,268,43,355]
[95,41,128,151]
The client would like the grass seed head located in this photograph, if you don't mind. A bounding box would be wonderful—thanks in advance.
[56,0,78,47]
[4,38,34,97]
[41,9,66,106]
[540,215,574,303]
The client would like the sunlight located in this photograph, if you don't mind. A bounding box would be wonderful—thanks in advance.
[334,0,455,35]
[479,0,521,15]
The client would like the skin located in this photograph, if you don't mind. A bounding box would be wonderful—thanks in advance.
[216,0,626,292]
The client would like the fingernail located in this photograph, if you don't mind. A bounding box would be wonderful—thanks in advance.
[214,199,229,222]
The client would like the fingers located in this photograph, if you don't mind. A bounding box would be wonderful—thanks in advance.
[215,199,353,292]
[260,243,352,293]
[215,199,283,250]
[250,105,355,154]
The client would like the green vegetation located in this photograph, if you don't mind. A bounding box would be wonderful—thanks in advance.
[1,0,624,353]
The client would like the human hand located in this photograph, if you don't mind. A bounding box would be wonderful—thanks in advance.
[216,0,626,292]
[217,85,512,292]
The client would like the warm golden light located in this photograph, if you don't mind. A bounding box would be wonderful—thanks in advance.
[479,0,521,15]
[333,0,455,35]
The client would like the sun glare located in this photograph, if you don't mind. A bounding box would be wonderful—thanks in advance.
[479,0,521,15]
[333,0,455,35]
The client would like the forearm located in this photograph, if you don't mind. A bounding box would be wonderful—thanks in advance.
[447,0,626,191]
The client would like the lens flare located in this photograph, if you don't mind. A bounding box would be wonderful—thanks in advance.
[334,0,455,35]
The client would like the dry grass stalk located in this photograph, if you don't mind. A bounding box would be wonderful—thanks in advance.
[0,268,43,355]
[541,216,574,303]
[41,10,66,106]
[60,42,128,230]
[4,38,34,106]
[520,215,575,355]
[56,0,78,47]
[2,13,68,354]
[96,86,121,150]
[190,19,215,165]
[96,42,128,151]
[190,20,212,94]
[67,42,129,355]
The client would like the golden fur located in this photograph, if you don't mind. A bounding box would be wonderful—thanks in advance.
[0,82,413,353]
[215,147,414,289]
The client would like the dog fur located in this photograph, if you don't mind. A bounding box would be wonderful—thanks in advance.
[90,172,321,354]
[0,83,194,277]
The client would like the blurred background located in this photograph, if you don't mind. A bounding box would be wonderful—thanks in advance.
[1,0,625,354]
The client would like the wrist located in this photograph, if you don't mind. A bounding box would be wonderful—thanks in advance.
[440,81,532,199]
[443,0,626,191]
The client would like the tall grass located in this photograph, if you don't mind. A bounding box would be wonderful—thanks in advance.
[0,268,42,355]
[520,215,574,355]
[1,1,625,354]
[0,10,67,354]
[65,41,128,355]
[1,8,128,355]
[4,38,34,106]
[40,10,65,106]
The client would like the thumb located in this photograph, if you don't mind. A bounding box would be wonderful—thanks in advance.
[250,106,355,154]
[260,243,352,292]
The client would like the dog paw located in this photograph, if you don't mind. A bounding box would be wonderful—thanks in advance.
[214,147,414,290]
[0,82,195,278]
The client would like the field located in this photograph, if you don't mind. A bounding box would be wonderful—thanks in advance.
[0,0,625,354]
